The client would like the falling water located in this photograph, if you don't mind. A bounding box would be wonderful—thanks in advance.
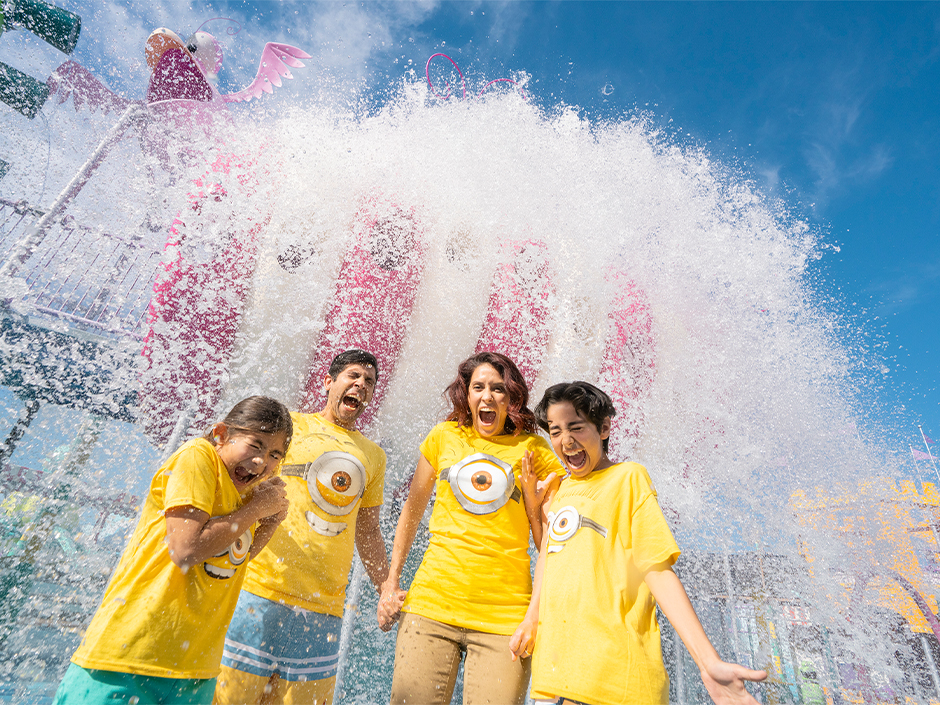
[0,49,936,704]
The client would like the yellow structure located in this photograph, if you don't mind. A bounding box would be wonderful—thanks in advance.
[790,478,940,635]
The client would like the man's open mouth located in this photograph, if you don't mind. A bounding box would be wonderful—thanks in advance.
[342,394,362,411]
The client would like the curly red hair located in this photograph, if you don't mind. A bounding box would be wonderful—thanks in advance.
[444,351,536,435]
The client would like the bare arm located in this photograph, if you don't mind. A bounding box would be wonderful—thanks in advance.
[249,507,288,559]
[356,505,390,591]
[645,566,767,704]
[509,519,549,661]
[376,454,437,630]
[510,456,559,661]
[165,476,288,573]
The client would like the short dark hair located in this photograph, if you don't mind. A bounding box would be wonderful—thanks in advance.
[328,349,380,381]
[444,351,536,435]
[535,382,617,453]
[206,396,294,446]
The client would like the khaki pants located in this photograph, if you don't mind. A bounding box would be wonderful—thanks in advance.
[390,613,531,705]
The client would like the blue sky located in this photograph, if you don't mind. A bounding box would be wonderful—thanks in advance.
[2,1,939,458]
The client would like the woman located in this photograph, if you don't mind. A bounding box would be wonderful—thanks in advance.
[378,351,562,704]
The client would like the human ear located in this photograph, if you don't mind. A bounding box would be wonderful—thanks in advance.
[322,373,333,392]
[599,417,612,440]
[212,422,229,447]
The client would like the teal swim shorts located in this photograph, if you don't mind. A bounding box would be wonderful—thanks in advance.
[52,663,217,705]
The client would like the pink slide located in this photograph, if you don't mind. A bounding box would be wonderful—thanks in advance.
[297,196,426,430]
[474,239,553,388]
[140,154,269,445]
[599,267,656,456]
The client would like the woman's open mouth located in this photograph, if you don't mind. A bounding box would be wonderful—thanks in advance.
[478,409,497,425]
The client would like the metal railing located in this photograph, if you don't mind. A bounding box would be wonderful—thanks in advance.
[0,196,162,339]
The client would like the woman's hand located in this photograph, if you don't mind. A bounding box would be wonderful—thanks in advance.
[377,578,407,632]
[508,616,538,662]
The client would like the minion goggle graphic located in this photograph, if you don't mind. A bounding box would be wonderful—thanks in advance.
[283,451,366,537]
[204,528,252,579]
[546,505,608,553]
[439,453,521,515]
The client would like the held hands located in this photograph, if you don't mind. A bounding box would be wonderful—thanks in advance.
[377,579,407,632]
[250,476,289,519]
[700,659,767,705]
[508,616,537,662]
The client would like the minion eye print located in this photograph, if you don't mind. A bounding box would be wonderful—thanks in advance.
[440,453,519,516]
[204,528,253,579]
[305,451,367,517]
[547,505,607,553]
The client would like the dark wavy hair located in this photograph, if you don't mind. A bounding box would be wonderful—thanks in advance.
[444,351,536,435]
[534,381,617,453]
[205,396,294,447]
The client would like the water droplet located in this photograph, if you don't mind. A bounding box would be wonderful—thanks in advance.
[601,83,614,96]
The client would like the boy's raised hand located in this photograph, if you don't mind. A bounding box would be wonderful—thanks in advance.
[700,659,767,705]
[520,452,558,516]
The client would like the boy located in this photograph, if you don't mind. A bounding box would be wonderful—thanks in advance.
[510,381,766,705]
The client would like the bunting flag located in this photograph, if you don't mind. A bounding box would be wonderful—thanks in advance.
[912,448,938,461]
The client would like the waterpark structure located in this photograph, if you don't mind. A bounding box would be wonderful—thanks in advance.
[1,4,940,703]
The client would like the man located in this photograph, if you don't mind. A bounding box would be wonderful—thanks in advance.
[215,349,390,705]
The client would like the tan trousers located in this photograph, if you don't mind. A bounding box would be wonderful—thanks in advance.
[390,613,531,705]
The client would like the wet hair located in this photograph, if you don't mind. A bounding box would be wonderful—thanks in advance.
[205,396,293,447]
[444,351,536,435]
[328,349,380,381]
[535,382,617,453]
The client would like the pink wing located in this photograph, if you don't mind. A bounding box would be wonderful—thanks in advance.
[46,61,134,114]
[222,43,311,104]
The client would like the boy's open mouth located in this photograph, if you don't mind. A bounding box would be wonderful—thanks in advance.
[565,450,587,470]
[478,409,497,425]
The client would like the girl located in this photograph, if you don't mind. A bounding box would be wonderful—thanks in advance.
[378,352,562,704]
[53,396,292,705]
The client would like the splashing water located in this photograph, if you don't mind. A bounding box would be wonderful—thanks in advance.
[0,51,936,703]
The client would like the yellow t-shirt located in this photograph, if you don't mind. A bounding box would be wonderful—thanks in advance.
[72,438,256,679]
[403,421,562,634]
[241,412,386,617]
[531,462,681,705]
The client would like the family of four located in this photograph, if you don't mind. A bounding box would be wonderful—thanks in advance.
[52,349,766,705]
